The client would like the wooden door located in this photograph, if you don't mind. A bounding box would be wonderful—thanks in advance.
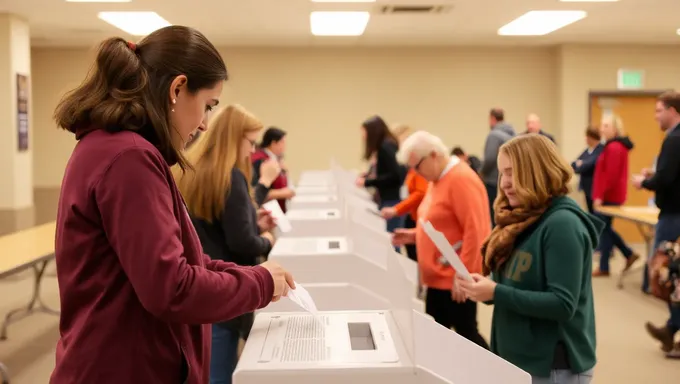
[589,94,664,242]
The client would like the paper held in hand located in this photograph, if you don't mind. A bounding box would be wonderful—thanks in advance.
[421,220,473,281]
[263,200,292,233]
[286,283,319,315]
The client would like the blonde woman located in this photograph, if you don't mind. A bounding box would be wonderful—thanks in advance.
[591,114,639,276]
[458,135,603,383]
[174,104,286,384]
[380,124,428,262]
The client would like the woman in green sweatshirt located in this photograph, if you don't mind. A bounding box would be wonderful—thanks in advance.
[458,134,604,384]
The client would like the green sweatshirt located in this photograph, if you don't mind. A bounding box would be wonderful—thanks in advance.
[490,196,604,377]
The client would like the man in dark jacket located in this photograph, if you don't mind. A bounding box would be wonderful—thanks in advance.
[632,91,680,357]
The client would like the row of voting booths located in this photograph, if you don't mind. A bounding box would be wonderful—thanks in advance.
[234,164,531,384]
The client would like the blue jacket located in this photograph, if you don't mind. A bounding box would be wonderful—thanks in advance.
[571,144,604,198]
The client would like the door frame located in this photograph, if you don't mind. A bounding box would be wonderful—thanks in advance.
[587,90,672,121]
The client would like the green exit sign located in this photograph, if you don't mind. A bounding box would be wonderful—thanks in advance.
[617,69,645,90]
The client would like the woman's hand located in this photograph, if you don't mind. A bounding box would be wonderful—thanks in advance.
[458,273,497,303]
[451,277,467,303]
[391,228,416,246]
[279,187,296,199]
[380,207,397,219]
[259,160,281,187]
[257,208,276,232]
[260,260,295,302]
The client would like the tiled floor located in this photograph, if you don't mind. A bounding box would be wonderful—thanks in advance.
[0,247,678,383]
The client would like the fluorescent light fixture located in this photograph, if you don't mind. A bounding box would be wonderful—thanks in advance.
[498,10,587,36]
[310,11,370,36]
[97,11,171,36]
[677,28,680,35]
[67,0,131,2]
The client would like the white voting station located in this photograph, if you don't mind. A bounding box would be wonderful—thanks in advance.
[283,205,387,242]
[236,250,531,384]
[264,234,423,313]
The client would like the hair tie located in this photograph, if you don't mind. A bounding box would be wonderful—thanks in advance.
[127,41,137,52]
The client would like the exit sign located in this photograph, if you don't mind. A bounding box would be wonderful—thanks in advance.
[617,69,645,90]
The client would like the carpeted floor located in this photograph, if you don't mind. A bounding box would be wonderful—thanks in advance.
[0,246,677,383]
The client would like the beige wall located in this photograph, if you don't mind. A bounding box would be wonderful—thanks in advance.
[31,44,680,188]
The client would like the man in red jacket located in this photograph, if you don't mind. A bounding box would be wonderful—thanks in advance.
[592,115,640,276]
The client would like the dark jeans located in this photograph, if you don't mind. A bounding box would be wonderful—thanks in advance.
[484,183,497,227]
[596,203,633,273]
[425,287,490,349]
[380,199,404,253]
[209,325,240,384]
[403,214,418,262]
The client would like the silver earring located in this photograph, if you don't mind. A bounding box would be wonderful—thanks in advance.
[171,98,176,112]
[171,108,175,112]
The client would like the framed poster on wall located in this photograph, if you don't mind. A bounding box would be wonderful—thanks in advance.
[17,73,29,152]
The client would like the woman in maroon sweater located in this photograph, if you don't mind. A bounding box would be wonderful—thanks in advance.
[592,114,639,276]
[49,26,294,384]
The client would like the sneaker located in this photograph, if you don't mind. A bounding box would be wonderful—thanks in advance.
[623,253,640,273]
[645,322,675,352]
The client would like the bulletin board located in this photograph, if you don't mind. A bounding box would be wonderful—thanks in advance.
[17,73,29,151]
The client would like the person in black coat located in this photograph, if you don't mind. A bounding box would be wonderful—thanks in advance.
[571,125,604,214]
[174,104,279,384]
[355,115,404,250]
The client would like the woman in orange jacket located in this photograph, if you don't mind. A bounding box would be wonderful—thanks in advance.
[380,124,429,262]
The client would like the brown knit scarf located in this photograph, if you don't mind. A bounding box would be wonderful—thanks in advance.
[481,201,550,276]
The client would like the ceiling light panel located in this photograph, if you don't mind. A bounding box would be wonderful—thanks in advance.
[97,12,171,36]
[498,10,587,36]
[66,0,131,2]
[310,11,370,36]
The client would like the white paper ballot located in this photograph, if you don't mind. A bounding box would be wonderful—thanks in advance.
[286,283,319,314]
[262,200,291,233]
[421,220,473,281]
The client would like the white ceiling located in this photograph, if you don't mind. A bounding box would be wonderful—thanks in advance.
[2,0,680,47]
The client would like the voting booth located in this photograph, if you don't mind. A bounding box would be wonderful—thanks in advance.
[283,205,387,242]
[265,233,422,312]
[236,252,531,384]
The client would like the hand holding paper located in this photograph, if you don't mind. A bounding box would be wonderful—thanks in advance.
[286,283,319,315]
[421,220,473,281]
[263,200,291,233]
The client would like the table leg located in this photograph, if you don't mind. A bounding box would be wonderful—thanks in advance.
[616,223,654,289]
[0,259,60,340]
[0,361,8,384]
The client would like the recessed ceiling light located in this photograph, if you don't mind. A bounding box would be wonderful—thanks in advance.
[97,12,171,36]
[498,10,587,36]
[66,0,131,2]
[310,11,370,36]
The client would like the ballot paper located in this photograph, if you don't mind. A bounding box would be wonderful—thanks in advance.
[421,220,473,281]
[286,283,319,315]
[263,200,291,233]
